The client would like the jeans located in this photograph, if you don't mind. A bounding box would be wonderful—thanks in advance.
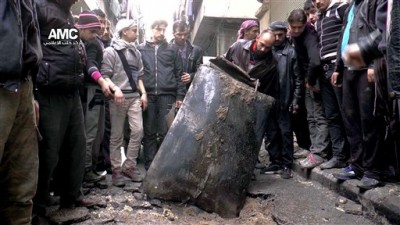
[305,87,330,157]
[265,103,294,167]
[142,94,176,170]
[320,67,347,160]
[342,69,385,179]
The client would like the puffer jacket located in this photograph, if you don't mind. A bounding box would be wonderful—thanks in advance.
[35,0,84,93]
[137,40,185,101]
[0,0,42,89]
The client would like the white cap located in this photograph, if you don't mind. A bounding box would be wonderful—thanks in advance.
[115,19,137,39]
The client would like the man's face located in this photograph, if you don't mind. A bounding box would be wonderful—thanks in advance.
[123,26,138,43]
[97,16,106,36]
[272,30,287,46]
[289,22,306,37]
[152,24,167,42]
[312,0,331,12]
[244,26,259,40]
[255,33,274,55]
[79,28,99,42]
[305,8,318,24]
[173,27,189,46]
[102,22,111,41]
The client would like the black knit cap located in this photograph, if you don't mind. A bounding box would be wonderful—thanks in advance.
[75,10,101,29]
[269,21,288,31]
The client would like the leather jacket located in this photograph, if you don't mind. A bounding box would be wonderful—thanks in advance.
[0,0,42,90]
[170,39,203,89]
[273,40,303,109]
[225,39,279,98]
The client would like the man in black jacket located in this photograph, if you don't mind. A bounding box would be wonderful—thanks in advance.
[138,20,185,170]
[259,21,302,179]
[34,0,93,209]
[170,20,203,91]
[225,30,283,176]
[333,0,387,189]
[0,0,42,224]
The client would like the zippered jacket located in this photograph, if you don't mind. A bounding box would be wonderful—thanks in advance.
[138,40,185,101]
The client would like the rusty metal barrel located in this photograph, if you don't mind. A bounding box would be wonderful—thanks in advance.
[142,59,275,218]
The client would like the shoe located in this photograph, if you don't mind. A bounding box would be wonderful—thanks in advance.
[319,157,347,170]
[251,173,257,180]
[294,148,309,159]
[255,162,266,169]
[60,197,98,209]
[281,167,293,179]
[112,170,125,187]
[260,164,282,175]
[357,176,383,190]
[122,167,144,182]
[333,165,357,180]
[84,170,105,183]
[299,153,324,169]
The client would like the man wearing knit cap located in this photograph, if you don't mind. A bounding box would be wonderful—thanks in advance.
[76,10,113,184]
[34,0,95,212]
[101,19,148,187]
[237,20,260,40]
[259,21,302,178]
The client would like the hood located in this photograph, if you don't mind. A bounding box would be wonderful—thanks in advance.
[112,38,137,51]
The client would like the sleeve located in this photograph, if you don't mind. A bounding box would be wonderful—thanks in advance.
[174,47,185,100]
[291,49,303,104]
[305,31,321,86]
[358,0,387,64]
[85,41,102,81]
[189,47,204,81]
[101,47,116,79]
[136,50,144,79]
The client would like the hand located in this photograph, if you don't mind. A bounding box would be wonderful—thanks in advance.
[98,79,113,98]
[141,94,148,111]
[367,68,375,84]
[306,83,320,93]
[113,87,124,105]
[175,100,183,109]
[181,72,191,84]
[343,43,366,69]
[331,72,343,87]
[289,103,299,114]
[33,100,39,127]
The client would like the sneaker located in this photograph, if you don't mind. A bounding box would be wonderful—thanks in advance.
[84,170,105,183]
[260,164,282,175]
[357,176,383,190]
[333,165,357,181]
[299,153,324,169]
[281,167,293,179]
[294,148,309,159]
[122,167,144,182]
[319,157,347,170]
[112,171,125,187]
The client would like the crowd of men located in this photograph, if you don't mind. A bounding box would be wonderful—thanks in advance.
[0,0,399,224]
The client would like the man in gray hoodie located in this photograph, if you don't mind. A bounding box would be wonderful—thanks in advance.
[101,19,148,187]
